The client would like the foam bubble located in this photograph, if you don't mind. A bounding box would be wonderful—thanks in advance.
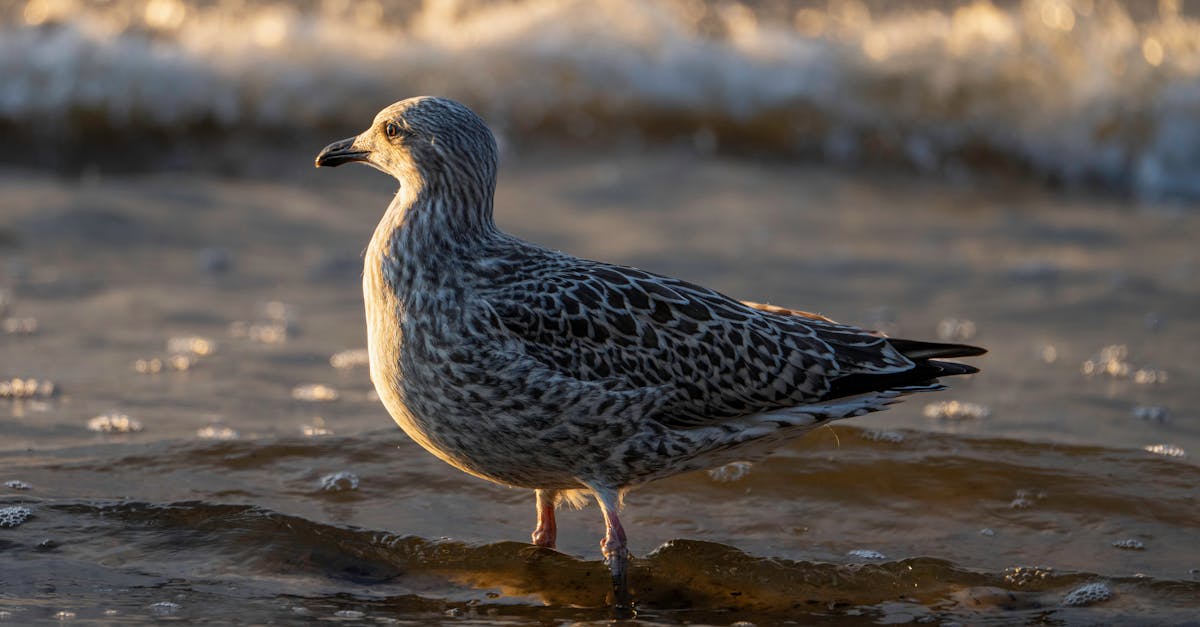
[330,348,370,369]
[4,480,31,490]
[1111,538,1145,550]
[291,384,339,402]
[167,354,195,371]
[0,506,32,528]
[923,400,991,420]
[133,358,164,374]
[319,471,360,491]
[847,549,887,560]
[230,320,290,344]
[1004,565,1054,586]
[1062,582,1111,607]
[148,601,180,616]
[135,352,197,374]
[196,425,238,440]
[87,413,143,433]
[861,430,904,443]
[166,335,215,356]
[1,317,38,335]
[301,418,333,437]
[1008,489,1044,509]
[0,377,57,399]
[707,461,752,482]
[1132,368,1168,384]
[1143,443,1186,458]
[1081,345,1167,384]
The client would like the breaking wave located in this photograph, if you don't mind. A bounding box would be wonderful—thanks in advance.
[3,0,1200,199]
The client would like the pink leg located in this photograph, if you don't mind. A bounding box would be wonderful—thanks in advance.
[593,487,632,614]
[531,489,557,549]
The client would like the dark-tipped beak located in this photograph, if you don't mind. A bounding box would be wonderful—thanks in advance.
[315,136,370,168]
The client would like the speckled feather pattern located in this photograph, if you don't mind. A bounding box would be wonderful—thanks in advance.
[338,97,980,496]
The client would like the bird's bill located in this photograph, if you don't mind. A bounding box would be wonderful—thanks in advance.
[314,136,370,168]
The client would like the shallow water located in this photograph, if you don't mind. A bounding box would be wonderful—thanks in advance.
[3,432,1198,624]
[2,151,1199,623]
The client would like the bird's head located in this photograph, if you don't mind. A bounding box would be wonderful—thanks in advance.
[315,97,498,196]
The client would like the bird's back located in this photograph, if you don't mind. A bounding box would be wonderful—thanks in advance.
[471,236,972,431]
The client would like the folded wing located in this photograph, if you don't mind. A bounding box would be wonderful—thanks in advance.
[483,250,981,429]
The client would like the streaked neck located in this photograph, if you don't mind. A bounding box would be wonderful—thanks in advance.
[368,179,498,294]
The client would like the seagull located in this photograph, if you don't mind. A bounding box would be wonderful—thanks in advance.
[315,97,984,612]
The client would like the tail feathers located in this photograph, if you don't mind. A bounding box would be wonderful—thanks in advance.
[887,338,987,360]
[823,339,984,402]
[927,359,980,376]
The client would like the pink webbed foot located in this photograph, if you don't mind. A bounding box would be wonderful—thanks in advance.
[592,487,633,616]
[530,489,558,549]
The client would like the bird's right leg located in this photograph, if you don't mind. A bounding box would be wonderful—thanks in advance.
[531,489,558,549]
[591,486,632,614]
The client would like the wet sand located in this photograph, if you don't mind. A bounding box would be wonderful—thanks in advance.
[2,151,1198,623]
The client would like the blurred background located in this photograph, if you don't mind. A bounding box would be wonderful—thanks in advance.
[2,1,1198,624]
[3,0,1200,199]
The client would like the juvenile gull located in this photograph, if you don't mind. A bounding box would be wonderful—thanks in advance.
[315,97,984,610]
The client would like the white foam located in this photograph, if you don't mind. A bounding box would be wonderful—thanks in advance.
[319,471,360,491]
[87,412,143,433]
[3,1,1200,199]
[291,384,340,402]
[0,505,32,528]
[706,461,752,482]
[1062,582,1111,606]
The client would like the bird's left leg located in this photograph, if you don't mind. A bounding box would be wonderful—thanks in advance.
[531,489,558,549]
[591,486,632,613]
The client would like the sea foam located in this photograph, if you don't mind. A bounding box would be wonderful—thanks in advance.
[3,0,1199,199]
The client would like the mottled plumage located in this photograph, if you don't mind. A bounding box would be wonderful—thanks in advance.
[316,97,984,612]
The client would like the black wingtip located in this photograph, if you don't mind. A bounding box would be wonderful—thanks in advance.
[887,338,987,360]
[822,339,983,401]
[928,359,980,376]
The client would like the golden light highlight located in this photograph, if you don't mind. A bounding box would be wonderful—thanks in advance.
[863,32,889,61]
[1142,36,1165,66]
[23,0,68,26]
[145,0,186,30]
[948,2,1016,56]
[253,7,291,48]
[1039,0,1076,32]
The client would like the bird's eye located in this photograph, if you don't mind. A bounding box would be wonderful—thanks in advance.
[385,122,401,140]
